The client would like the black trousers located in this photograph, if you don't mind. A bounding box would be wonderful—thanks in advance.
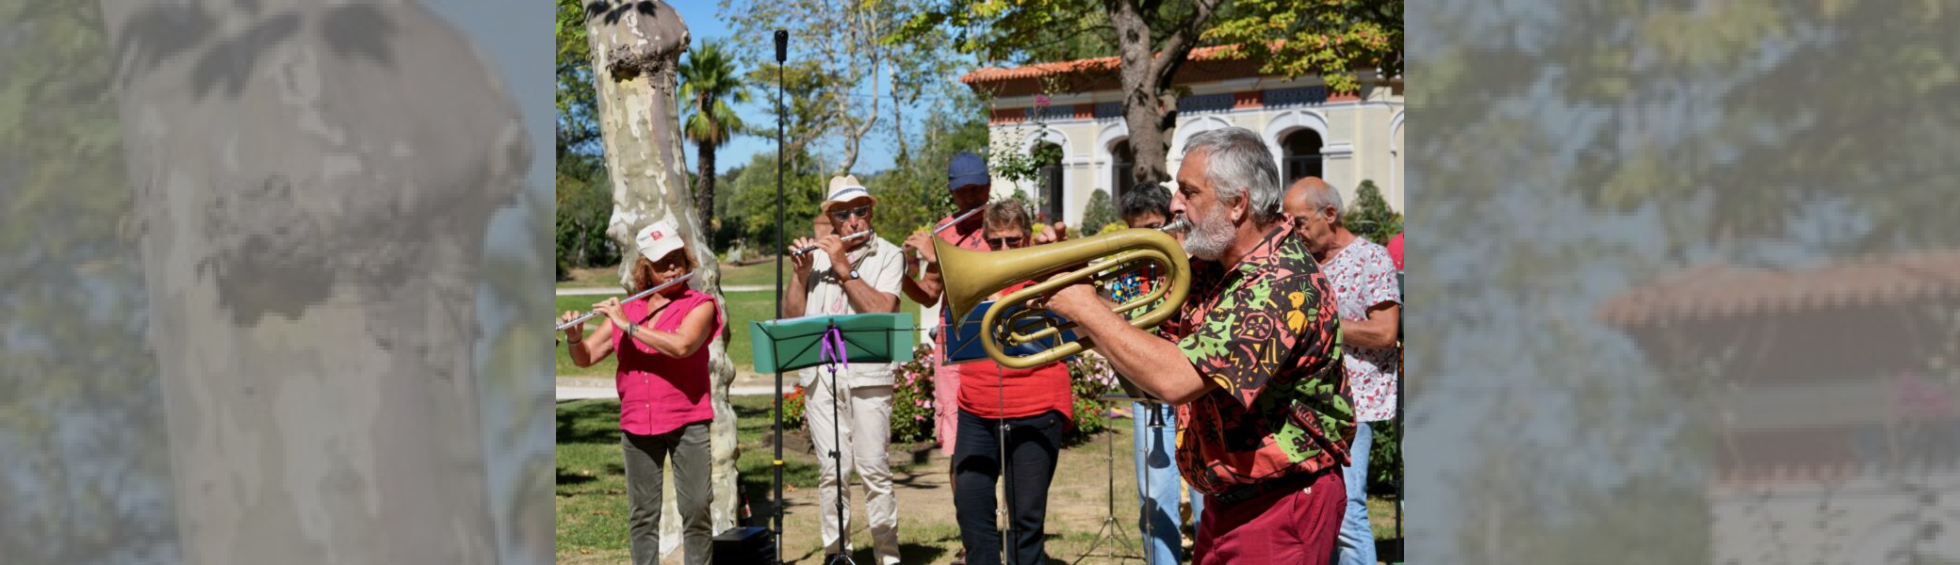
[953,408,1066,565]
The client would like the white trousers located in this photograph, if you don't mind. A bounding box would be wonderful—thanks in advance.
[805,377,900,565]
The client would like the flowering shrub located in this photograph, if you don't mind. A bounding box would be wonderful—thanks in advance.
[888,343,939,445]
[1065,351,1123,444]
[781,385,806,431]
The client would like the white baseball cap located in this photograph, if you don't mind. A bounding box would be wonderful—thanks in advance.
[634,219,685,262]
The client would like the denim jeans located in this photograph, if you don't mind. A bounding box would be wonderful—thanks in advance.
[953,409,1065,565]
[1334,421,1375,565]
[1133,401,1201,564]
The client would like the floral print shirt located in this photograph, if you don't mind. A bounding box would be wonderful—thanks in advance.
[1165,222,1353,495]
[1320,238,1401,422]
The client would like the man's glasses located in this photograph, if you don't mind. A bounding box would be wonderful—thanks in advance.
[985,236,1024,248]
[828,206,871,221]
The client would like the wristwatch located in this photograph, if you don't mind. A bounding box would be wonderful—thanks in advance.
[846,269,860,282]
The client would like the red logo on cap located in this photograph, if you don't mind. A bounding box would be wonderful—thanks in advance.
[650,230,664,240]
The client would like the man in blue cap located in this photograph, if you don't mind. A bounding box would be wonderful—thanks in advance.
[902,152,993,546]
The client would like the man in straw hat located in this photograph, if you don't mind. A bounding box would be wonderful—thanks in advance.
[784,175,907,565]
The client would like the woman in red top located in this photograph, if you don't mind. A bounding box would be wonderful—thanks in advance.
[559,219,724,565]
[951,201,1075,565]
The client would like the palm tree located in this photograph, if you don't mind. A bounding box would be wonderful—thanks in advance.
[679,39,751,234]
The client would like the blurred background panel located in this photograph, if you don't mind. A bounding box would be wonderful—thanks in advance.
[0,1,554,563]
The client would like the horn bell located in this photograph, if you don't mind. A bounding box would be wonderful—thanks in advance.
[935,227,1192,368]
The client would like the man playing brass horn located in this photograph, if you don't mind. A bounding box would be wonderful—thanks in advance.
[1041,127,1354,564]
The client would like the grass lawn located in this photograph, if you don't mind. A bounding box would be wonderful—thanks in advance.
[560,258,792,289]
[556,285,925,378]
[557,395,1405,564]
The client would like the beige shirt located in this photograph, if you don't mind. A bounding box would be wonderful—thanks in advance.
[796,237,906,389]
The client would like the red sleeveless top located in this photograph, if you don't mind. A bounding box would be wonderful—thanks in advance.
[609,289,724,436]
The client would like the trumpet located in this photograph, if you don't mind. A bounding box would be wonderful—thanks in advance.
[905,206,986,277]
[932,206,985,234]
[936,220,1191,369]
[790,230,874,256]
[556,273,695,332]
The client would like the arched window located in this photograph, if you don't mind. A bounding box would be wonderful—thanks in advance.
[1111,140,1136,202]
[1282,130,1323,185]
[1034,141,1064,224]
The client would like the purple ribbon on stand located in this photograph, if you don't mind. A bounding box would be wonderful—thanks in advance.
[818,325,850,374]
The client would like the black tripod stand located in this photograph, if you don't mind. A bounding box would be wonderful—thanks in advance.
[1076,394,1146,564]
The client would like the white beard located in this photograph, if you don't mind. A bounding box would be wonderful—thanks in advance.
[1184,204,1236,261]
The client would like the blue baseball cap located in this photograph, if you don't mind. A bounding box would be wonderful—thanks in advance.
[948,151,990,191]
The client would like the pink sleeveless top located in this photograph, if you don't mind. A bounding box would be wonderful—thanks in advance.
[609,289,723,436]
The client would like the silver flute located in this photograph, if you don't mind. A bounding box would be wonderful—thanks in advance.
[555,273,695,332]
[933,206,985,234]
[790,230,874,256]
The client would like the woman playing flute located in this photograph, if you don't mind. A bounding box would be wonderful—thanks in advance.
[558,218,725,565]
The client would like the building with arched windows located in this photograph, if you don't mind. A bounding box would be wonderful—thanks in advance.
[959,46,1404,229]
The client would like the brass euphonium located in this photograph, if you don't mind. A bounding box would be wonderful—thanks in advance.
[935,222,1191,369]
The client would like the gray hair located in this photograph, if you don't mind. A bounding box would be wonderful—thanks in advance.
[1184,127,1284,223]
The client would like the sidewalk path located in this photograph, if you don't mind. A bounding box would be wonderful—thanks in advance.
[556,372,785,401]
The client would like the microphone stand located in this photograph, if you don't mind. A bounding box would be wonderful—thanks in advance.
[771,28,788,565]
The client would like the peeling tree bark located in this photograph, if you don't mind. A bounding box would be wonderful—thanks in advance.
[580,0,743,554]
[98,1,539,562]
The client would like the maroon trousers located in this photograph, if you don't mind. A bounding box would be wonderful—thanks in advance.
[1192,471,1345,565]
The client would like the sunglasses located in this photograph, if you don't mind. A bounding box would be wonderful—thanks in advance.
[985,236,1025,248]
[828,206,872,221]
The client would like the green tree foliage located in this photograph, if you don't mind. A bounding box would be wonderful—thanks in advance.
[0,2,177,562]
[556,0,610,271]
[1407,0,1960,561]
[1203,0,1403,92]
[720,0,949,176]
[900,1,1399,187]
[1346,180,1403,244]
[555,0,600,161]
[724,151,824,249]
[865,98,991,242]
[556,167,616,274]
[678,39,753,233]
[1082,189,1120,234]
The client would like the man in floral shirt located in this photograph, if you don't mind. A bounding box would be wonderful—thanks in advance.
[1046,127,1352,564]
[1286,177,1402,565]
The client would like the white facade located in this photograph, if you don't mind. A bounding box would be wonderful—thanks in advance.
[978,75,1404,230]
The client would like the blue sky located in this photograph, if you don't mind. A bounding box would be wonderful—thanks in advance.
[670,3,949,177]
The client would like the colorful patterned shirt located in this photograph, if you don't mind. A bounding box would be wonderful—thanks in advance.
[1165,222,1353,495]
[1320,237,1401,422]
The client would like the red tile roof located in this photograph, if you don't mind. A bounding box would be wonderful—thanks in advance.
[1596,249,1960,328]
[959,44,1251,85]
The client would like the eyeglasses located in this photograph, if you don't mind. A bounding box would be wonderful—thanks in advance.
[828,206,871,221]
[985,236,1025,248]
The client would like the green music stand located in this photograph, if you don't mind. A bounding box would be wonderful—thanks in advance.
[750,312,914,565]
[750,312,915,373]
